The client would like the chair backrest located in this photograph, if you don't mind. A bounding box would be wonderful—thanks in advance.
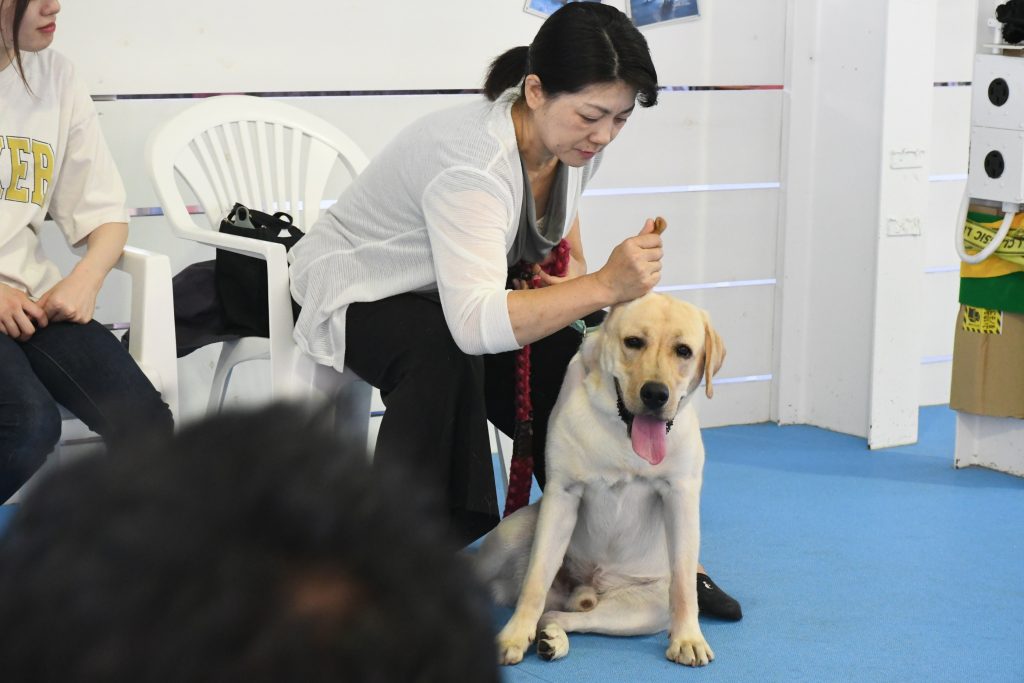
[146,95,370,233]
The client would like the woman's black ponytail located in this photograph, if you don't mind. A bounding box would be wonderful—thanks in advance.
[483,45,530,101]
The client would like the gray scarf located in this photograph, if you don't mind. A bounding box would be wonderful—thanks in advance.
[507,155,569,267]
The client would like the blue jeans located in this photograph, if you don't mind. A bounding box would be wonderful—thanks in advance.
[0,320,173,502]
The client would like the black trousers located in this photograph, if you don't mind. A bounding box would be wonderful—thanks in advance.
[343,293,602,546]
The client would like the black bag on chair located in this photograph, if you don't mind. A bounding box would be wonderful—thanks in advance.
[216,203,304,338]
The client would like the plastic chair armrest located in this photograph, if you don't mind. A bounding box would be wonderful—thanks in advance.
[114,246,179,421]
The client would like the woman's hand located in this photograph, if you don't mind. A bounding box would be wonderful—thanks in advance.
[593,218,663,304]
[0,283,48,341]
[37,265,103,325]
[534,252,587,287]
[505,218,660,347]
[37,221,127,325]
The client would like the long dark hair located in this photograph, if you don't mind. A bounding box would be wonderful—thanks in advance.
[484,3,659,108]
[0,0,31,88]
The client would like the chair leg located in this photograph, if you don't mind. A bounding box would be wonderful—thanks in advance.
[207,338,272,413]
[207,340,239,413]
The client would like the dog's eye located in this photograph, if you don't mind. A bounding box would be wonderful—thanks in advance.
[676,344,693,359]
[623,336,645,350]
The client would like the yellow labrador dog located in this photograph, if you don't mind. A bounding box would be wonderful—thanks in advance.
[474,292,724,667]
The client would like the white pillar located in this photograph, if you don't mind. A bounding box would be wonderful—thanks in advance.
[774,0,938,448]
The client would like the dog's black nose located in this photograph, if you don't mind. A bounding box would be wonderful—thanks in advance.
[640,382,670,410]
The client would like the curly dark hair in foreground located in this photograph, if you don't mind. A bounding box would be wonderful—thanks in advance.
[0,402,499,683]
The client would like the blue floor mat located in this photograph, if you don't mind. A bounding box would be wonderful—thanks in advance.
[495,406,1024,683]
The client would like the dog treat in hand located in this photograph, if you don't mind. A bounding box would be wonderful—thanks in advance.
[653,217,668,235]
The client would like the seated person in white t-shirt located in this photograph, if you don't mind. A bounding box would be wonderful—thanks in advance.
[0,0,173,500]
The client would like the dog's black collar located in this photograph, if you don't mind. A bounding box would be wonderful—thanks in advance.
[613,378,673,437]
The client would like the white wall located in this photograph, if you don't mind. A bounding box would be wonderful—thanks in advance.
[58,1,786,94]
[772,0,975,448]
[41,0,787,427]
[40,1,975,441]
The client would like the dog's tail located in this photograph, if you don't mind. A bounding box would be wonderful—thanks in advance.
[467,503,539,605]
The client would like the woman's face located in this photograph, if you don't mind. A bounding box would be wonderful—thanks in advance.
[1,0,60,62]
[525,77,637,167]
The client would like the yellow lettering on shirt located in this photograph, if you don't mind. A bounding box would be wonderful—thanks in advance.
[30,140,54,207]
[5,136,31,203]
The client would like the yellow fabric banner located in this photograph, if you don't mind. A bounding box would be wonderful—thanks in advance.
[961,218,1024,277]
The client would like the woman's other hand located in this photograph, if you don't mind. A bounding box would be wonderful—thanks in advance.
[534,252,587,287]
[0,283,48,341]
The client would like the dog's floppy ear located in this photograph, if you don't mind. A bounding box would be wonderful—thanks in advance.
[701,312,726,399]
[580,322,603,375]
[581,307,618,377]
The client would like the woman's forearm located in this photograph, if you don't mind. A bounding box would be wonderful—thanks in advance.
[507,273,614,346]
[73,222,128,285]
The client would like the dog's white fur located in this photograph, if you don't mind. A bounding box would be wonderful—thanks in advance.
[474,292,725,666]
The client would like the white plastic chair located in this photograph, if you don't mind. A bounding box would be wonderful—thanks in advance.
[145,95,372,424]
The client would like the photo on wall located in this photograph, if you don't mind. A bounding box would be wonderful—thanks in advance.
[626,0,700,28]
[524,0,603,20]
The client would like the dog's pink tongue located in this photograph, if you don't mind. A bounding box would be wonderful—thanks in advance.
[631,415,667,465]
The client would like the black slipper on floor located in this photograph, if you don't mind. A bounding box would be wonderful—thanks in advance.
[696,572,743,621]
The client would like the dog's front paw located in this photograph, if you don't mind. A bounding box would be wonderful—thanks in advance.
[666,632,714,667]
[536,623,570,661]
[496,619,536,665]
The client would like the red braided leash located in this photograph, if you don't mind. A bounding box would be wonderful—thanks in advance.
[503,239,571,517]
